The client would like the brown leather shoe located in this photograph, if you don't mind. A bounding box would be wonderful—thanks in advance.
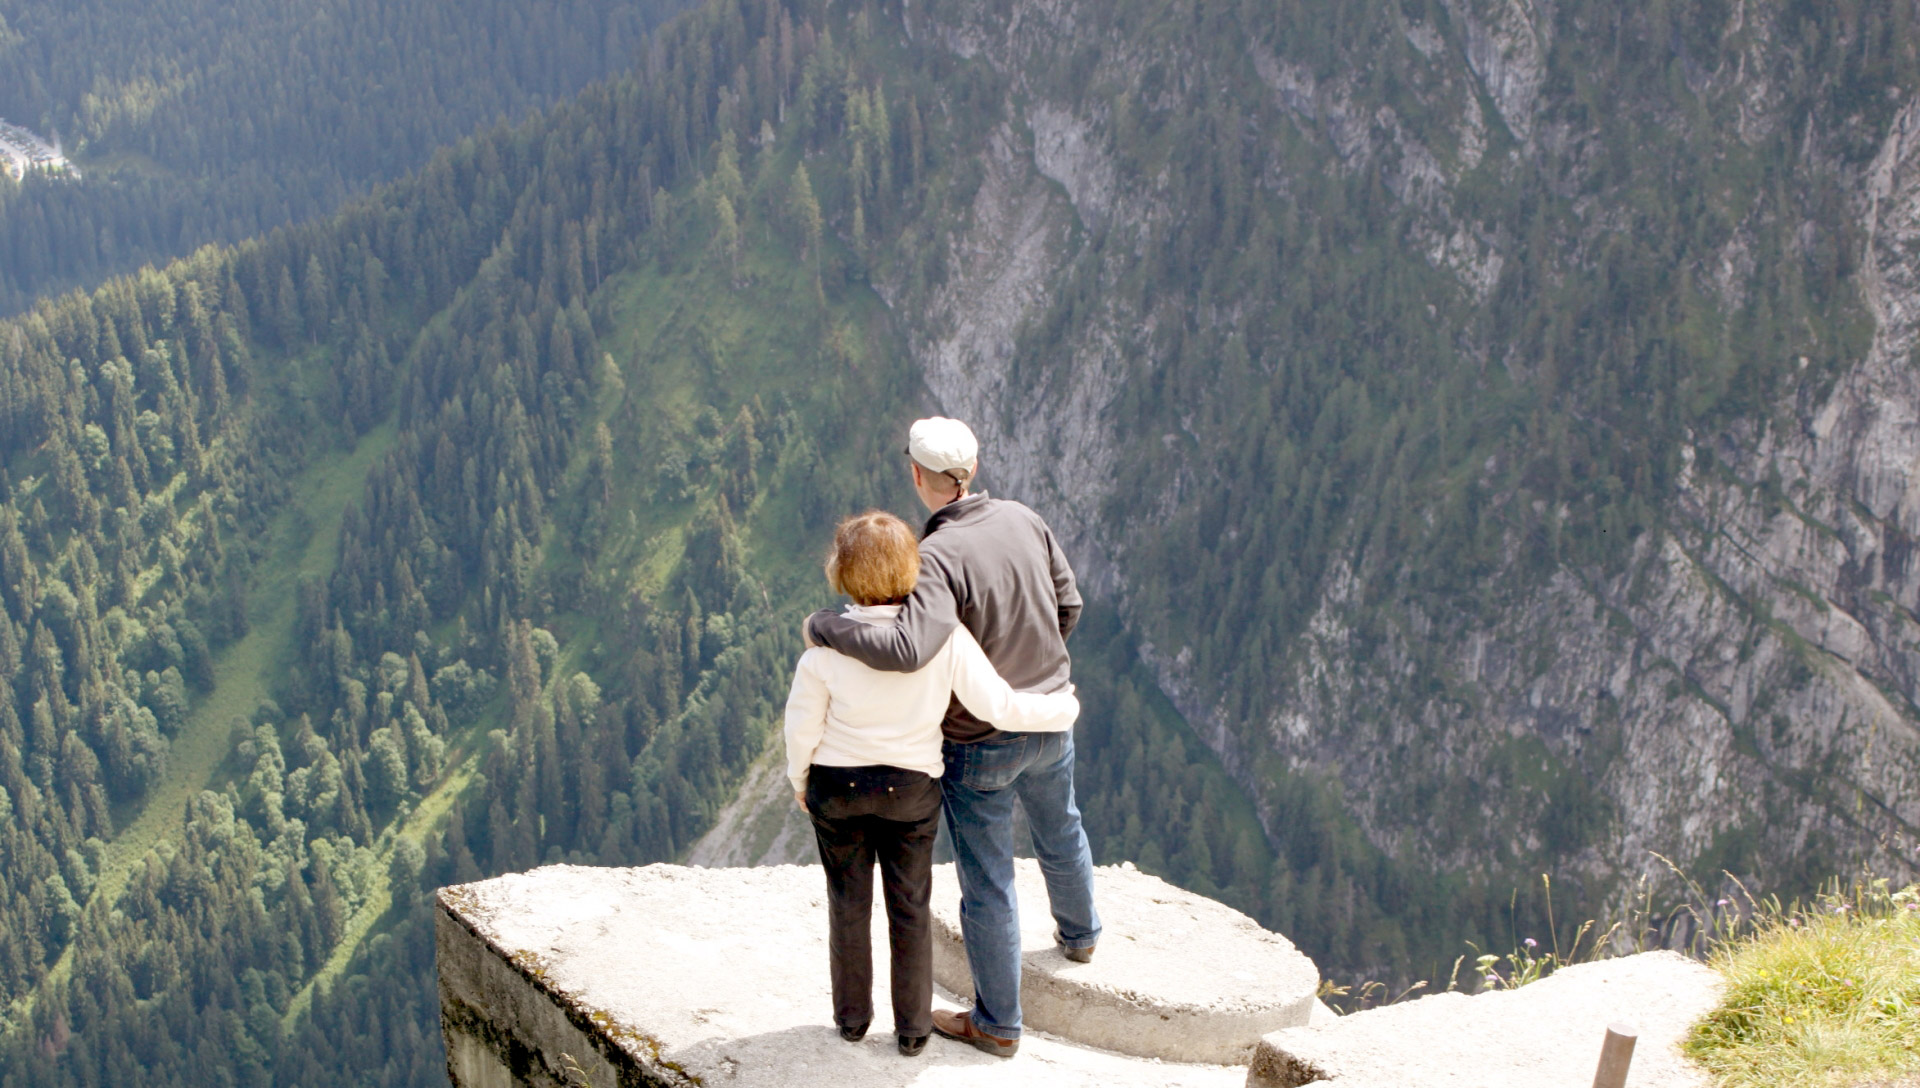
[931,1008,1019,1058]
[1054,927,1095,963]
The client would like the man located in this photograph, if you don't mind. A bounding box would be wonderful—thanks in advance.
[804,416,1099,1058]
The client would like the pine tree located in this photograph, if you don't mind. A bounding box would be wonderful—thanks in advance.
[788,164,823,298]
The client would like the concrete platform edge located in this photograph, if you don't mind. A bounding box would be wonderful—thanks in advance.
[436,891,695,1088]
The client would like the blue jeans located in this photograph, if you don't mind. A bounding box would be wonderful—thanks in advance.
[941,730,1101,1041]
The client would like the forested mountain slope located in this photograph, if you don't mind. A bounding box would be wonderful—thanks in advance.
[0,3,929,1080]
[0,0,1917,1085]
[0,0,691,312]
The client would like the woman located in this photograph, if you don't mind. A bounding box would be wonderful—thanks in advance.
[784,510,1079,1057]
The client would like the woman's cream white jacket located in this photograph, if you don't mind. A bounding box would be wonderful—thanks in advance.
[783,603,1080,793]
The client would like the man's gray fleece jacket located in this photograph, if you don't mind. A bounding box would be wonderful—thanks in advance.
[804,492,1082,744]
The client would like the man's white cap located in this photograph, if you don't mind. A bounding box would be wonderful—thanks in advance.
[907,416,978,481]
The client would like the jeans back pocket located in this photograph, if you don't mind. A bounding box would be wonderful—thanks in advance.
[954,738,1029,792]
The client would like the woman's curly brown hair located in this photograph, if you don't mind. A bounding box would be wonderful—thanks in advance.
[825,510,920,606]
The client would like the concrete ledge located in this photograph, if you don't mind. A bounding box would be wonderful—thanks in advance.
[930,860,1321,1064]
[436,864,1288,1087]
[1245,952,1724,1088]
[437,886,693,1087]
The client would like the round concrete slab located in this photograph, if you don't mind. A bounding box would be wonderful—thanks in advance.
[930,860,1321,1064]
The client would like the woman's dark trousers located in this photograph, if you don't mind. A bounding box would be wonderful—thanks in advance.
[806,764,942,1039]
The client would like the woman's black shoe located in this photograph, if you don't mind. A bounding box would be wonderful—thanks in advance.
[838,1023,869,1042]
[897,1034,928,1056]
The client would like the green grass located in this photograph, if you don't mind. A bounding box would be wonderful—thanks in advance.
[590,220,907,592]
[1685,880,1920,1088]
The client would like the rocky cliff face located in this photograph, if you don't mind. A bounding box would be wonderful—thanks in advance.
[905,0,1910,892]
[703,0,1918,956]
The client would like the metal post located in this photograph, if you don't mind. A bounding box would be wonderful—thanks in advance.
[1591,1023,1638,1088]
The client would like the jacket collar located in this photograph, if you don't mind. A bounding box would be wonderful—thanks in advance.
[844,603,902,625]
[923,491,990,537]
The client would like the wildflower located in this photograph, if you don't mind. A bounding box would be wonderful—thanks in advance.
[1523,938,1537,949]
[1716,898,1730,908]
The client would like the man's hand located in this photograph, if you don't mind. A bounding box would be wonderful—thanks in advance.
[801,613,818,649]
[793,789,807,809]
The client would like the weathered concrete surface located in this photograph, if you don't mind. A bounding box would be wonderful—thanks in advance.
[930,859,1321,1064]
[438,863,1294,1087]
[1245,952,1723,1088]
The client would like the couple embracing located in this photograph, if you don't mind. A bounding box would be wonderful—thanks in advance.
[783,416,1100,1059]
